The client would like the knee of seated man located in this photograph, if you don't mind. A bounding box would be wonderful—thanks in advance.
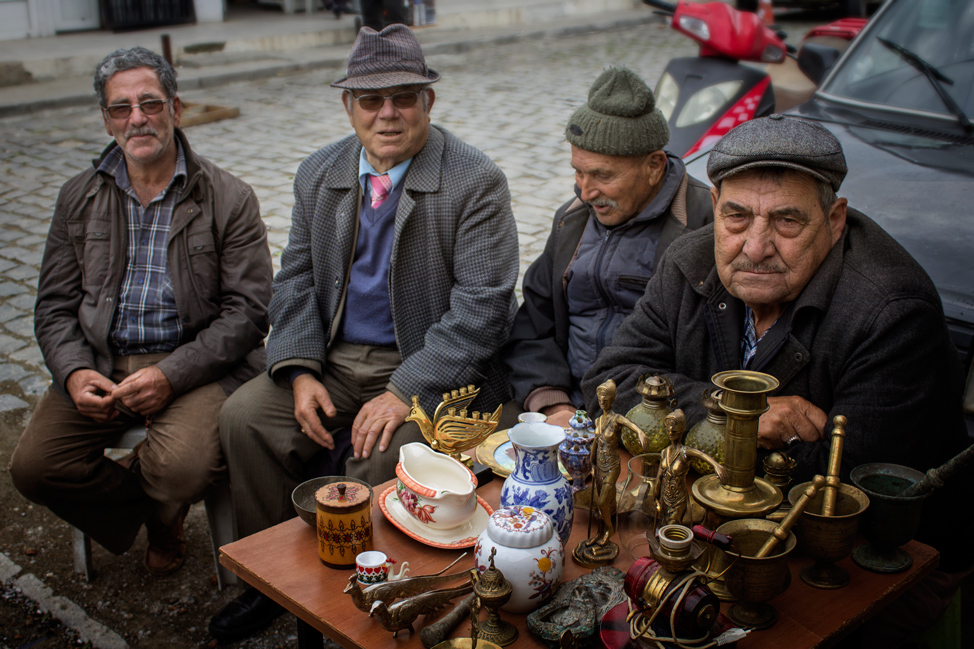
[139,449,221,504]
[8,441,69,504]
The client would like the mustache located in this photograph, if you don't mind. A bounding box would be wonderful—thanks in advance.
[732,260,785,273]
[589,198,619,209]
[125,126,158,139]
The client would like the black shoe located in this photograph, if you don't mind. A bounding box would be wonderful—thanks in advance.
[209,587,285,643]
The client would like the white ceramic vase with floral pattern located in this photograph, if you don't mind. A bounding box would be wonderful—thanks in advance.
[474,505,564,613]
[500,419,573,545]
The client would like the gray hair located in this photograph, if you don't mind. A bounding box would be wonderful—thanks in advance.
[714,167,837,215]
[93,47,177,107]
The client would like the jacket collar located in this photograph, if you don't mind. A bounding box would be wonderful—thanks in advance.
[322,125,445,194]
[91,128,203,202]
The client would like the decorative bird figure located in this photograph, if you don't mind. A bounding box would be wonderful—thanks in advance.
[369,582,474,636]
[343,553,469,612]
[405,385,502,464]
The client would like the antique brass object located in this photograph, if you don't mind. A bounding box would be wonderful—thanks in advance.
[648,524,705,572]
[344,553,468,612]
[573,380,635,568]
[821,416,848,516]
[899,441,974,497]
[421,594,477,648]
[851,463,930,573]
[654,409,727,528]
[624,374,675,455]
[788,481,869,589]
[406,385,502,466]
[717,518,797,630]
[755,474,825,558]
[369,580,474,637]
[763,452,797,522]
[526,566,625,646]
[691,371,783,520]
[470,549,518,646]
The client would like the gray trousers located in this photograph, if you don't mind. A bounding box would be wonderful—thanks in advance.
[220,343,429,539]
[9,353,226,555]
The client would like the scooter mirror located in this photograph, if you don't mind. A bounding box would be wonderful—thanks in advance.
[797,42,842,86]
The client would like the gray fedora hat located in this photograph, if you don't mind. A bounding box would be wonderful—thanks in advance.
[707,114,847,191]
[331,24,440,90]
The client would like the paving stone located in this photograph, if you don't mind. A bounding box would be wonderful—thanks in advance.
[0,334,27,353]
[0,282,29,297]
[5,316,34,338]
[7,294,36,310]
[0,303,25,322]
[0,363,29,381]
[0,393,29,411]
[20,374,50,396]
[5,265,40,281]
[10,346,45,368]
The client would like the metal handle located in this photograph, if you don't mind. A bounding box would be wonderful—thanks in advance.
[755,474,826,558]
[821,416,847,516]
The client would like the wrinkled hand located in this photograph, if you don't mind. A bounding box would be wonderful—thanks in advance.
[66,369,118,422]
[111,365,174,416]
[541,403,576,429]
[757,395,828,450]
[293,373,337,449]
[351,391,410,460]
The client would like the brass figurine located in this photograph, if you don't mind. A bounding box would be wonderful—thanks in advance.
[654,409,727,528]
[573,380,640,568]
[470,549,517,646]
[344,553,468,612]
[406,385,502,465]
[369,581,474,637]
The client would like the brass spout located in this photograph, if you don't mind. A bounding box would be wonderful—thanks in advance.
[691,371,782,519]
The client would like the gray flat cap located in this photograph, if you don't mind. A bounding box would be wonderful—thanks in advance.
[331,24,439,90]
[707,114,847,191]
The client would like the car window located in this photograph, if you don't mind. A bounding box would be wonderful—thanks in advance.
[823,0,974,116]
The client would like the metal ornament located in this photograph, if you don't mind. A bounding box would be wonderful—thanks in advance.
[369,581,474,637]
[406,385,502,466]
[691,371,783,520]
[573,380,639,568]
[471,548,518,646]
[763,452,797,522]
[623,374,675,456]
[344,553,468,612]
[851,463,930,573]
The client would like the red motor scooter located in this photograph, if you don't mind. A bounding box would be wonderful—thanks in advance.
[644,0,865,157]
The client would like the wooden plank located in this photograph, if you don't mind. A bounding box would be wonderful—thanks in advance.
[179,102,240,128]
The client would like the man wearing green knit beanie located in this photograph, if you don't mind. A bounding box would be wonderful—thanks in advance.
[503,67,713,428]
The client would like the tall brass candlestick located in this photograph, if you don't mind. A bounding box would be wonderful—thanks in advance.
[691,371,782,519]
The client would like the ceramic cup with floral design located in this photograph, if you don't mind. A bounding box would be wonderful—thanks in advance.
[395,443,478,530]
[355,550,409,584]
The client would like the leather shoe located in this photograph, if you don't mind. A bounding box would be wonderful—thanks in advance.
[209,587,285,643]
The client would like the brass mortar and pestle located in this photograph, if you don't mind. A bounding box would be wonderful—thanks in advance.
[849,440,974,573]
[715,475,825,629]
[788,416,870,589]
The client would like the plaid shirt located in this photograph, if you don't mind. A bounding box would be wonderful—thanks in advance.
[740,305,777,370]
[99,144,186,355]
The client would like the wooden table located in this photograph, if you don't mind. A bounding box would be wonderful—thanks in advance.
[220,476,938,649]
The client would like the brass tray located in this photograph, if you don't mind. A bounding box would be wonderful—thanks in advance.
[475,429,572,479]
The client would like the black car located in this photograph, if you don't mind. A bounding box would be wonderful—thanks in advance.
[687,0,974,377]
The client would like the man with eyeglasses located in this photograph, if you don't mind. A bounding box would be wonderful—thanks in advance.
[209,25,518,641]
[9,47,272,578]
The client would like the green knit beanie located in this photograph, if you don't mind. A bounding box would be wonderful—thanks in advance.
[565,67,669,156]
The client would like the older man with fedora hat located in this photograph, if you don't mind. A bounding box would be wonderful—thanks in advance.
[209,25,519,641]
[584,114,973,641]
[503,67,712,427]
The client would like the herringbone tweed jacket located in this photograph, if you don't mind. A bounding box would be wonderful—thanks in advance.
[266,125,519,413]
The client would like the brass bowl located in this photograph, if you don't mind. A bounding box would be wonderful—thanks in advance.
[292,476,346,527]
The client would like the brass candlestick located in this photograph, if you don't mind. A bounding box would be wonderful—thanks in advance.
[405,385,502,466]
[470,549,518,647]
[691,371,782,520]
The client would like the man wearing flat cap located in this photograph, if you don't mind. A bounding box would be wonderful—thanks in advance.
[209,25,519,641]
[503,67,712,427]
[584,114,973,639]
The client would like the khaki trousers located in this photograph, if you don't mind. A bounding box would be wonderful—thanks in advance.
[9,353,226,555]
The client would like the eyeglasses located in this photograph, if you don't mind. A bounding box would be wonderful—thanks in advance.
[103,98,171,120]
[350,91,423,112]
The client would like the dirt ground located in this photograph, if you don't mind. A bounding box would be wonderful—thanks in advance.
[0,404,320,648]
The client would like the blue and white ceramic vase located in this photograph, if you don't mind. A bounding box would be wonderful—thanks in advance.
[500,420,573,545]
[560,410,595,495]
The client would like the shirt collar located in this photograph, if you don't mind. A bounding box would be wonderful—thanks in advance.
[358,148,413,191]
[97,139,188,196]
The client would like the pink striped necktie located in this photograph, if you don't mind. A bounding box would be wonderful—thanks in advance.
[369,174,393,209]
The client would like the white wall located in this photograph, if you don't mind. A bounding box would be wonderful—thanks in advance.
[0,1,31,40]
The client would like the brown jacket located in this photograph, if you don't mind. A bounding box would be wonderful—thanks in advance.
[35,129,272,397]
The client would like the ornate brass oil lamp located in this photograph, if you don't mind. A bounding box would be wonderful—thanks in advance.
[691,371,782,521]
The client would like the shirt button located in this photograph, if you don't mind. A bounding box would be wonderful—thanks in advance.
[335,278,340,287]
[718,302,727,310]
[138,279,144,284]
[794,352,804,363]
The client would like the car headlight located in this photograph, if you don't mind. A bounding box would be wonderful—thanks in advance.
[675,80,743,128]
[656,72,679,121]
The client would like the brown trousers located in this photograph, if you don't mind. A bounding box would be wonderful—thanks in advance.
[9,353,226,555]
